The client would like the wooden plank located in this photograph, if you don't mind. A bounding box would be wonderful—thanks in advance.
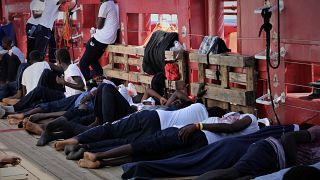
[246,66,256,91]
[190,52,254,68]
[190,83,255,106]
[229,72,247,86]
[178,59,187,82]
[220,66,229,88]
[209,54,254,67]
[124,54,129,72]
[165,50,185,61]
[198,63,205,83]
[107,52,114,69]
[189,53,207,63]
[106,45,144,56]
[206,99,230,110]
[104,69,129,81]
[205,70,247,86]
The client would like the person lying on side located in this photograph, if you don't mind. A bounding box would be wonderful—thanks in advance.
[196,125,320,180]
[120,124,299,179]
[65,112,258,167]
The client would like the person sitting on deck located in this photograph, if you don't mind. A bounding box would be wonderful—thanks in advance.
[119,125,318,179]
[196,125,320,180]
[0,48,85,117]
[0,37,24,100]
[64,111,258,165]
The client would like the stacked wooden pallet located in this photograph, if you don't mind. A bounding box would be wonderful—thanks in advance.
[189,52,257,114]
[104,45,186,93]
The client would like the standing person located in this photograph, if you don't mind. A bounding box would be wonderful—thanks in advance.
[80,0,119,80]
[26,0,44,61]
[34,0,68,57]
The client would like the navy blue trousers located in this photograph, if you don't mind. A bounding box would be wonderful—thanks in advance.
[79,37,108,80]
[13,86,65,112]
[121,125,295,179]
[75,110,161,145]
[94,83,135,124]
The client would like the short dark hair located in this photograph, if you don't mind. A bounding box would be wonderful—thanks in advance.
[56,48,71,64]
[283,165,320,180]
[207,106,227,118]
[2,36,13,47]
[29,50,43,62]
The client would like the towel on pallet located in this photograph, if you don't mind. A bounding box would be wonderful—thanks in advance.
[143,30,178,75]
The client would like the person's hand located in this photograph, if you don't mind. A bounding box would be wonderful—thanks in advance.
[56,76,65,85]
[160,97,167,105]
[178,124,197,142]
[80,94,92,104]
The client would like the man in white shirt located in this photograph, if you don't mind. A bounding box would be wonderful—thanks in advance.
[26,0,44,60]
[33,0,67,58]
[79,0,119,80]
[0,48,85,115]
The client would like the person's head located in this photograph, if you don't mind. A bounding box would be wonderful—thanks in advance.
[56,48,71,66]
[283,165,320,180]
[1,36,13,50]
[29,50,43,63]
[207,106,227,118]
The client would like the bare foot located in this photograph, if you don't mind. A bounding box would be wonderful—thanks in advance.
[78,159,101,169]
[3,98,19,106]
[8,113,25,120]
[84,152,97,161]
[8,118,22,125]
[29,114,44,123]
[0,155,21,167]
[24,120,43,135]
[0,102,8,106]
[54,138,79,151]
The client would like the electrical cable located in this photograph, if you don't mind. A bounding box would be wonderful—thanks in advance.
[259,0,281,125]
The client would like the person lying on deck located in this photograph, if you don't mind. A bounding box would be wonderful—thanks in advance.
[196,125,320,180]
[119,125,318,179]
[66,112,258,167]
[0,155,21,167]
[34,83,200,146]
[0,48,86,117]
[49,101,228,152]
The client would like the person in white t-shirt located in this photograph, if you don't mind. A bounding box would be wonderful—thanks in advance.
[21,50,51,95]
[33,0,67,57]
[0,48,85,115]
[79,0,119,80]
[74,112,259,168]
[52,103,223,151]
[26,0,44,60]
[55,48,86,97]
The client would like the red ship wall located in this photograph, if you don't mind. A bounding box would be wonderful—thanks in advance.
[1,0,319,125]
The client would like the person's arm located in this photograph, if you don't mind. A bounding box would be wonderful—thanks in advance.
[96,2,107,29]
[48,62,64,73]
[165,90,192,106]
[178,116,252,142]
[56,76,85,91]
[141,87,167,105]
[80,89,97,104]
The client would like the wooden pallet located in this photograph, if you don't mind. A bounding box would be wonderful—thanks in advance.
[104,45,186,93]
[189,52,257,114]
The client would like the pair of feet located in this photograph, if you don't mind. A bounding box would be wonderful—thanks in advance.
[0,155,21,167]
